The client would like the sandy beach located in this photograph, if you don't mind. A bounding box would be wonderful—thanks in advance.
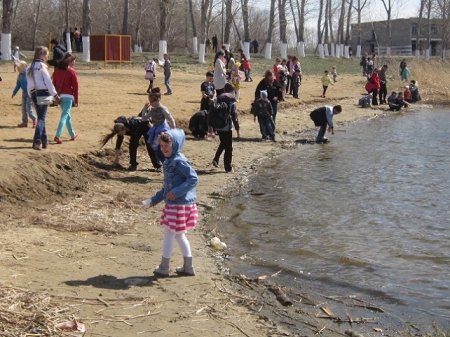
[0,57,440,336]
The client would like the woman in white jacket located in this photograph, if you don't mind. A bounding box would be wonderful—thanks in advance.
[27,46,60,150]
[213,50,227,96]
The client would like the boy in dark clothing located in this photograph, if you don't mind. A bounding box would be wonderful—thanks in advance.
[49,39,66,67]
[252,90,275,141]
[189,110,209,139]
[200,71,215,111]
[210,83,240,173]
[310,105,342,143]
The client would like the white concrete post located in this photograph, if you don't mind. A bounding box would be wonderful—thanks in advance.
[82,36,90,62]
[264,42,272,59]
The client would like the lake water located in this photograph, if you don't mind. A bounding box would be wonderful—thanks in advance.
[216,109,450,330]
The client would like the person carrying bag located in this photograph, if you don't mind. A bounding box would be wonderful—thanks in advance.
[27,46,60,150]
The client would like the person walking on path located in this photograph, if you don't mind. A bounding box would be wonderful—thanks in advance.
[52,53,79,144]
[210,83,240,173]
[163,54,172,95]
[12,61,36,128]
[321,70,334,98]
[143,129,199,277]
[48,39,66,67]
[144,58,157,93]
[310,105,342,143]
[27,46,60,150]
[213,50,227,96]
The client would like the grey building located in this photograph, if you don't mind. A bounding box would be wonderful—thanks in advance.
[351,18,444,56]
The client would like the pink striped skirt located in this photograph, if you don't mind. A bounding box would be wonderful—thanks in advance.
[160,204,198,233]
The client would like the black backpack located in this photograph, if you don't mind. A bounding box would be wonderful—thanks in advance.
[208,100,232,129]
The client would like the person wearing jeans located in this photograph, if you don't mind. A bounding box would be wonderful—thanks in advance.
[211,83,240,173]
[310,105,342,143]
[52,53,79,144]
[27,46,60,150]
[163,53,172,95]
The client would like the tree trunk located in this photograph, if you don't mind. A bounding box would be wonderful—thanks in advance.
[380,0,392,48]
[324,0,329,43]
[317,0,324,44]
[345,0,353,45]
[278,0,288,43]
[135,0,142,51]
[12,0,21,27]
[416,0,426,55]
[82,0,91,62]
[426,0,432,55]
[327,0,334,42]
[289,0,299,42]
[241,0,250,42]
[224,0,232,46]
[65,0,72,52]
[188,0,197,38]
[32,0,42,51]
[1,0,14,59]
[122,0,129,35]
[337,0,346,44]
[266,0,276,44]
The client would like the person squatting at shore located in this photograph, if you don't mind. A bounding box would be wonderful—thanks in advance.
[310,105,342,143]
[143,129,199,277]
[12,61,36,128]
[100,115,162,172]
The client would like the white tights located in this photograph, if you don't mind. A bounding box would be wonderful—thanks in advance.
[162,227,192,259]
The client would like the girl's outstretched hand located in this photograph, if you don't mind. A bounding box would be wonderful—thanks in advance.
[167,191,176,201]
[142,199,153,208]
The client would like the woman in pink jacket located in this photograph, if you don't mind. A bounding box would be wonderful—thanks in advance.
[365,68,381,106]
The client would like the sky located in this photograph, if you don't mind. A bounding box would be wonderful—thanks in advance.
[252,0,421,25]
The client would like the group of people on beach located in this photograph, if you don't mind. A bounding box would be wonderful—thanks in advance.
[9,41,79,150]
[5,40,424,279]
[361,54,421,110]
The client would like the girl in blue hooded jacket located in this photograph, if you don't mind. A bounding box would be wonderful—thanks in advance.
[143,129,198,277]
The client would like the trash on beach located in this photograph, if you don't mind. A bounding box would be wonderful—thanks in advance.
[268,286,293,306]
[210,237,227,250]
[56,319,86,333]
[345,330,364,337]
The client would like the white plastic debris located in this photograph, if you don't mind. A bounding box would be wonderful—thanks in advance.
[210,237,227,250]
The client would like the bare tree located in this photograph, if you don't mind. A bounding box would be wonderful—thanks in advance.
[380,0,393,48]
[32,0,42,50]
[224,0,233,45]
[82,0,91,62]
[337,0,346,44]
[345,0,353,45]
[65,0,72,52]
[296,0,307,42]
[134,0,143,50]
[188,0,198,43]
[278,0,288,44]
[266,0,276,45]
[328,0,334,43]
[351,0,369,46]
[416,0,426,55]
[1,0,14,60]
[289,0,299,42]
[317,0,324,44]
[122,0,129,35]
[426,0,432,54]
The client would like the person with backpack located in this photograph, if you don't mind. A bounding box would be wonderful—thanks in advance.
[310,105,342,143]
[209,83,240,173]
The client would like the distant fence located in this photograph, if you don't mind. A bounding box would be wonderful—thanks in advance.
[90,34,131,63]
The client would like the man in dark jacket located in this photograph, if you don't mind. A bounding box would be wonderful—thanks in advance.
[49,39,66,67]
[254,70,283,123]
[210,83,240,173]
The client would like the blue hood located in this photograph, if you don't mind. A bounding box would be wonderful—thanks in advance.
[167,128,185,159]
